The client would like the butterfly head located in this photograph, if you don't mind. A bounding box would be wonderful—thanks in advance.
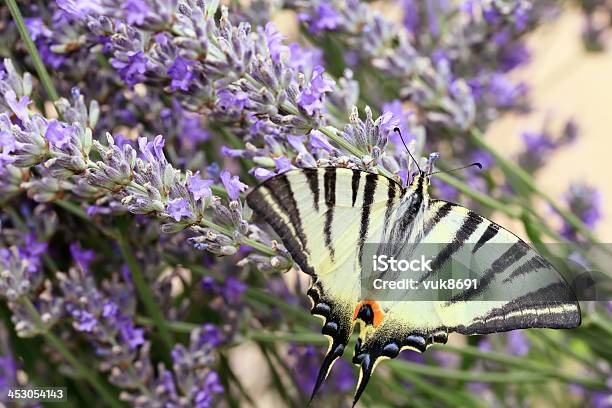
[424,152,439,175]
[406,152,439,193]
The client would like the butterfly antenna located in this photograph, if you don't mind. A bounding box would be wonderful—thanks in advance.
[393,127,421,173]
[428,162,483,176]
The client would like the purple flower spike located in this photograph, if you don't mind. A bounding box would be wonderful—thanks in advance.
[138,135,166,164]
[166,198,194,222]
[301,3,341,34]
[24,17,52,41]
[220,146,245,158]
[122,0,150,25]
[274,156,292,173]
[5,91,31,121]
[168,57,195,91]
[220,171,248,200]
[221,277,246,304]
[102,300,118,318]
[217,89,249,112]
[298,66,335,115]
[506,331,530,356]
[45,121,72,149]
[198,324,224,348]
[110,51,148,87]
[264,23,287,63]
[308,130,335,152]
[0,130,16,154]
[253,167,274,181]
[193,371,224,408]
[119,319,145,350]
[56,0,104,19]
[188,172,214,201]
[69,243,95,272]
[76,311,98,332]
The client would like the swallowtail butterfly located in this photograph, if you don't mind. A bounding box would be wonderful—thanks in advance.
[246,162,580,406]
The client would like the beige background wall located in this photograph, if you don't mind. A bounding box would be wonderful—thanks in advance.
[488,8,611,241]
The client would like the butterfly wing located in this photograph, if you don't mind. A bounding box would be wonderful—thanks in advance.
[246,167,402,401]
[247,169,581,406]
[352,200,580,403]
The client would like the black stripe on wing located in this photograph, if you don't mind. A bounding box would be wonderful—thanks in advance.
[503,256,549,283]
[455,282,580,334]
[472,222,499,253]
[303,168,320,212]
[422,201,454,237]
[264,174,309,250]
[357,173,378,264]
[419,211,483,283]
[246,188,316,276]
[324,168,337,260]
[384,182,398,224]
[351,170,361,207]
[449,241,530,302]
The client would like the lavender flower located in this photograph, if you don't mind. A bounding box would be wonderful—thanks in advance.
[0,231,61,337]
[0,325,17,398]
[517,120,577,173]
[559,183,602,242]
[288,344,354,396]
[220,170,248,201]
[506,331,530,356]
[0,59,288,272]
[188,172,214,201]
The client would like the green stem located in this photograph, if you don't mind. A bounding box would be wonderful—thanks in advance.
[437,343,607,389]
[21,298,122,408]
[243,329,607,390]
[169,257,312,325]
[249,330,324,345]
[589,312,612,337]
[395,369,483,408]
[435,172,519,217]
[55,200,90,221]
[198,218,278,257]
[116,222,174,354]
[136,316,197,334]
[388,359,545,383]
[6,0,59,101]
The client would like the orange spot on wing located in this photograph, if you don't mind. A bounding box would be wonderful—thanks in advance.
[353,300,385,327]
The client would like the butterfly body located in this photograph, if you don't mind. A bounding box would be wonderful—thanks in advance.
[246,167,580,406]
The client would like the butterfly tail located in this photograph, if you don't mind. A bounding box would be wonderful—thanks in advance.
[308,341,346,406]
[352,352,374,407]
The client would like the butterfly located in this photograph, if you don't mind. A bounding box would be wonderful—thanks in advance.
[246,160,580,406]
